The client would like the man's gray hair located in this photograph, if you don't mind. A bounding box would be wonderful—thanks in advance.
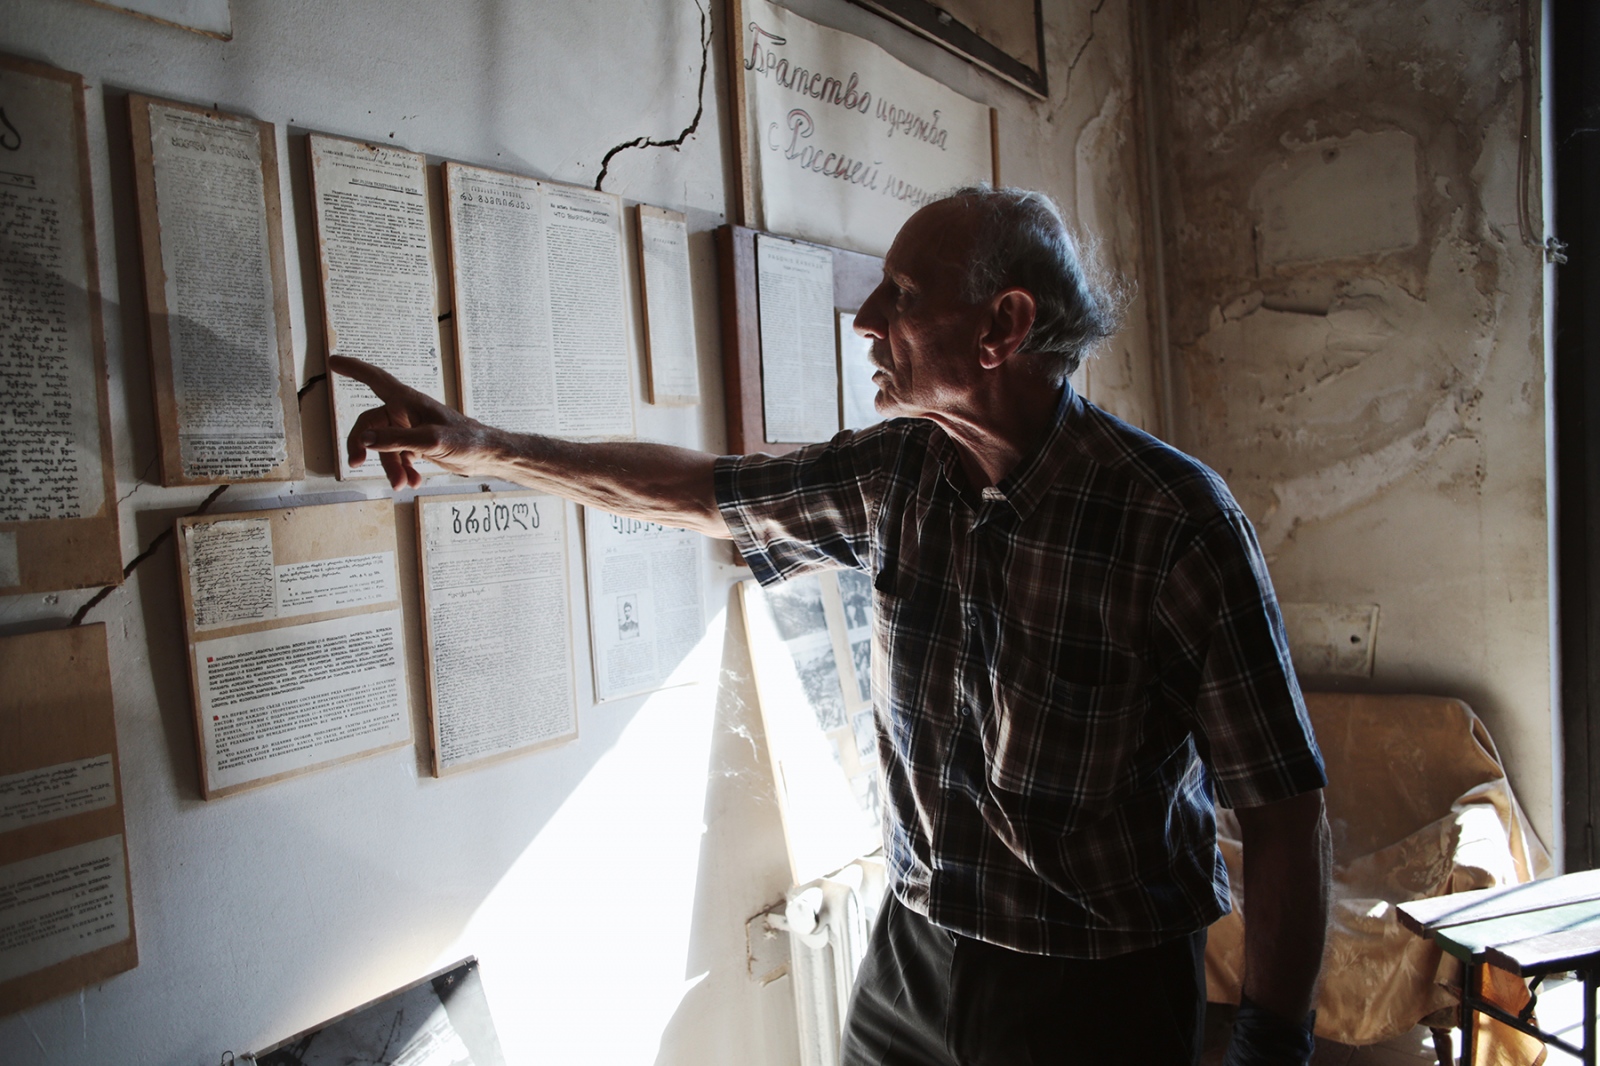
[948,185,1123,383]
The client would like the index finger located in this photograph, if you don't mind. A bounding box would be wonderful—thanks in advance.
[327,355,411,402]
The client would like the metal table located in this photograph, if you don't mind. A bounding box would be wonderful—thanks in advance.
[1399,867,1600,1065]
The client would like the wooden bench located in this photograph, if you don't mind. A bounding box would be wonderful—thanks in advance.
[1399,868,1600,1064]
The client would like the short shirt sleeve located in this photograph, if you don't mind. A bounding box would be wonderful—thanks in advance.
[714,425,898,586]
[1155,509,1327,808]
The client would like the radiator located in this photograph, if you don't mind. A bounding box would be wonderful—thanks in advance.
[769,858,887,1066]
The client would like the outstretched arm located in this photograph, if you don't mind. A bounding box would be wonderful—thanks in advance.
[1224,787,1331,1064]
[329,356,731,538]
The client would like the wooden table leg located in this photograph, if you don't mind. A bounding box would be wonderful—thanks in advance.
[1461,962,1479,1066]
[1584,968,1596,1066]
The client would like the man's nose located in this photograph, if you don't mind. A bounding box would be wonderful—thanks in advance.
[854,284,889,339]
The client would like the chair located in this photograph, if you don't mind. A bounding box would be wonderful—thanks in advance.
[1205,693,1551,1062]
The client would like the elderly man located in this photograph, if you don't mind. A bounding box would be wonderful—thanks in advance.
[332,186,1330,1065]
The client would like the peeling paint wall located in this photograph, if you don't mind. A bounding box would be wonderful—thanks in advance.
[0,1,1154,1064]
[1149,0,1553,841]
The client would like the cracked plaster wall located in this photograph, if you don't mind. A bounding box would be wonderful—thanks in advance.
[1149,0,1554,843]
[0,1,1155,1064]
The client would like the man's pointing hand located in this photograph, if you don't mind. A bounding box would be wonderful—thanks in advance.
[327,355,729,537]
[328,355,495,489]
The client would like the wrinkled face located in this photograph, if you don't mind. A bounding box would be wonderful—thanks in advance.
[853,201,987,421]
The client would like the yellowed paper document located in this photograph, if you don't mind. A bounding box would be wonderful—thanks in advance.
[757,236,839,443]
[419,493,578,772]
[446,164,634,438]
[0,835,130,985]
[0,755,115,833]
[0,66,106,521]
[584,509,706,701]
[637,207,700,405]
[194,610,411,791]
[310,135,446,480]
[147,102,288,480]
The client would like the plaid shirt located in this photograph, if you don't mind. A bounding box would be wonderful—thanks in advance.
[715,386,1325,958]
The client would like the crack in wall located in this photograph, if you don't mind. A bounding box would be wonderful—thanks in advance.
[70,484,231,627]
[296,373,326,403]
[592,0,710,192]
[116,456,160,506]
[1063,0,1109,90]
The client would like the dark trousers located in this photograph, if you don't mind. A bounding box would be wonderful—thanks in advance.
[840,895,1206,1066]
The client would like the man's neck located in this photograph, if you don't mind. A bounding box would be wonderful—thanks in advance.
[930,379,1064,491]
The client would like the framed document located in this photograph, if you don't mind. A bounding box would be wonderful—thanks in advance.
[176,499,413,798]
[0,625,138,1015]
[851,0,1047,99]
[253,959,506,1066]
[727,0,996,255]
[741,574,882,884]
[635,205,701,406]
[756,235,839,444]
[307,134,449,481]
[442,163,635,439]
[583,507,706,702]
[0,57,122,594]
[416,491,578,775]
[715,224,883,456]
[130,94,303,485]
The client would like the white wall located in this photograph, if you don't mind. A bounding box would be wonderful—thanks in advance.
[0,2,1155,1064]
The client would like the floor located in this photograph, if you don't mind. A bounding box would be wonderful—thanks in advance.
[1201,978,1590,1065]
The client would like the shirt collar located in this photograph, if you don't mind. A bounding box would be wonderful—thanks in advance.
[988,384,1084,522]
[926,384,1085,522]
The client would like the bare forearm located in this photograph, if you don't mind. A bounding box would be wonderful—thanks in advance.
[1237,789,1332,1020]
[472,426,730,538]
[330,355,731,536]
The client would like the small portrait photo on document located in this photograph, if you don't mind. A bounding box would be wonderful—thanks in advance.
[617,595,641,640]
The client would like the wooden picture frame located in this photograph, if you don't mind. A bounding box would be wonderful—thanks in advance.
[175,499,413,799]
[415,491,579,776]
[305,133,449,481]
[634,204,701,407]
[849,0,1048,99]
[0,625,138,1016]
[0,56,122,595]
[715,224,883,456]
[129,93,304,486]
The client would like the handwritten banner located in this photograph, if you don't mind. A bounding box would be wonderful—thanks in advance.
[739,0,994,256]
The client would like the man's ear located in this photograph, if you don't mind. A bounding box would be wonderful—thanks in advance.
[978,287,1037,370]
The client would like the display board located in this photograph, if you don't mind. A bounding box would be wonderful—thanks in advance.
[741,574,882,884]
[716,224,883,455]
[307,133,449,481]
[634,205,701,406]
[756,234,839,444]
[175,499,413,798]
[583,507,706,702]
[416,491,578,775]
[443,162,635,439]
[0,56,122,595]
[728,0,997,255]
[253,958,506,1066]
[0,625,137,1016]
[129,94,303,485]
